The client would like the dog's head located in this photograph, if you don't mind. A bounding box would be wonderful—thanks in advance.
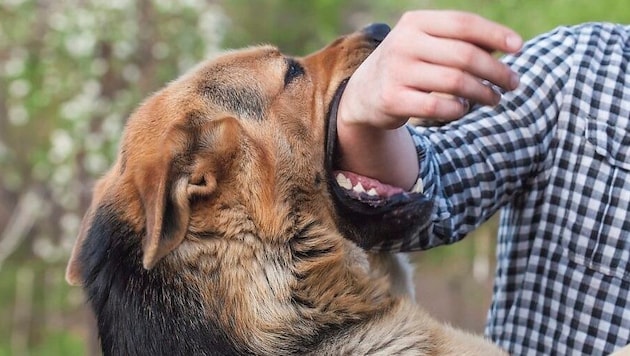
[64,23,439,354]
[66,23,430,286]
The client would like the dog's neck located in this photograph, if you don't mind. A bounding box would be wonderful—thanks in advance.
[80,198,398,355]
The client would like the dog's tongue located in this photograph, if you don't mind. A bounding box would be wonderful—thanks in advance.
[333,170,405,198]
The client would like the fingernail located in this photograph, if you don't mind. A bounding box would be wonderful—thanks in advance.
[458,97,470,112]
[492,88,502,105]
[510,71,520,89]
[506,34,522,51]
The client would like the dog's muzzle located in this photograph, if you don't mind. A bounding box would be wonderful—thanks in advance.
[325,77,434,251]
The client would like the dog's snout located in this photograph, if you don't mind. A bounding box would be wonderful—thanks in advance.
[361,23,391,43]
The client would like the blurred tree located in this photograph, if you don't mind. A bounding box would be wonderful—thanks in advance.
[0,0,225,353]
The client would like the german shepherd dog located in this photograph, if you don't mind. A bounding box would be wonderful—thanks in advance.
[66,24,506,355]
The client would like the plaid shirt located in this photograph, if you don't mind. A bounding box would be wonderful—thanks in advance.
[384,23,630,355]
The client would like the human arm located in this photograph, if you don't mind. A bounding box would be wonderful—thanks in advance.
[336,10,523,190]
[337,13,578,249]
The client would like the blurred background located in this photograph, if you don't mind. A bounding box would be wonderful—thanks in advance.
[1,0,629,354]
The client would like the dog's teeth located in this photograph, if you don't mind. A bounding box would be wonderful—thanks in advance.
[336,173,352,190]
[367,188,378,196]
[353,182,366,194]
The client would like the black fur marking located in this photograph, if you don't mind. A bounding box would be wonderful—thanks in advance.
[289,221,335,261]
[202,83,265,120]
[289,292,316,309]
[285,221,370,352]
[292,243,335,261]
[78,204,242,356]
[189,230,225,241]
[314,173,323,187]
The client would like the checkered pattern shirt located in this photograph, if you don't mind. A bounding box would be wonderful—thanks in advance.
[382,23,630,355]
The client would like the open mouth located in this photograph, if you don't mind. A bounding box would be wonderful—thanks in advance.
[333,170,405,204]
[324,79,434,250]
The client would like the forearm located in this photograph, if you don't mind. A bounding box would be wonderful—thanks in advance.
[336,119,419,191]
[334,11,521,192]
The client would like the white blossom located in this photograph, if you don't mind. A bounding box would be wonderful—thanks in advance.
[122,64,141,82]
[49,129,74,163]
[113,40,136,60]
[90,58,109,76]
[47,12,69,31]
[9,79,30,98]
[3,48,27,76]
[8,105,28,125]
[151,42,169,59]
[60,213,81,240]
[84,152,109,175]
[64,32,97,58]
[2,0,28,8]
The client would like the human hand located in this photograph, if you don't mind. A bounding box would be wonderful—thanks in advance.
[338,10,523,129]
[334,11,523,190]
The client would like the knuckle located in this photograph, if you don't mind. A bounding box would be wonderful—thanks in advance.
[445,70,467,92]
[421,96,440,117]
[378,90,399,113]
[399,11,418,24]
[398,10,429,29]
[459,46,477,66]
[449,11,476,33]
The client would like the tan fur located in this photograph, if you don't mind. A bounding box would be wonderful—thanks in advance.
[67,29,506,355]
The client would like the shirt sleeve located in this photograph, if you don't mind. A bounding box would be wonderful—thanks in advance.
[381,26,579,250]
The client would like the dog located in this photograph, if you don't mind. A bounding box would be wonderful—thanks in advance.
[65,23,506,355]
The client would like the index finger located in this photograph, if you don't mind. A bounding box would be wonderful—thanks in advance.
[402,10,523,53]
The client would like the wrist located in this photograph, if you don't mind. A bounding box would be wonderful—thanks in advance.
[335,76,419,191]
[336,121,419,191]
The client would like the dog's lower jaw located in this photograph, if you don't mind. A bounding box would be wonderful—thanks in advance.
[324,80,435,251]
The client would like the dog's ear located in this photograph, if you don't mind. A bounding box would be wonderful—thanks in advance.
[65,116,242,282]
[141,116,241,269]
[66,178,109,286]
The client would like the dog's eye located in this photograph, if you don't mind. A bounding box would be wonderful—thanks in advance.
[284,58,305,87]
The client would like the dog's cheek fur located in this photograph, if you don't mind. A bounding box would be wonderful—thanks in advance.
[79,204,241,356]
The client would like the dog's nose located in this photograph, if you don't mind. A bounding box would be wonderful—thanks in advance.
[361,23,391,43]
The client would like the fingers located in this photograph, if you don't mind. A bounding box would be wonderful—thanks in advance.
[373,10,522,114]
[400,10,523,54]
[386,12,521,94]
[374,88,470,123]
[412,35,520,92]
[337,10,524,130]
[399,61,501,106]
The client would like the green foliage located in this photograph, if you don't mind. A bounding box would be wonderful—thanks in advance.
[421,0,630,40]
[219,0,410,54]
[29,331,85,356]
[0,0,224,353]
